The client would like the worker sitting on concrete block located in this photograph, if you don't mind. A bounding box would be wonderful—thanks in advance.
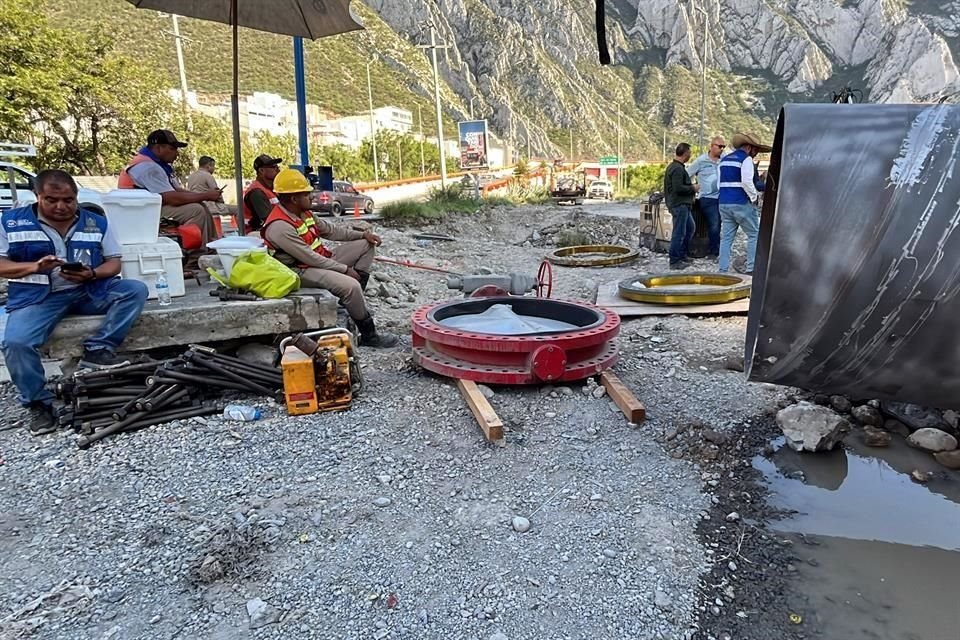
[261,169,398,349]
[0,170,149,436]
[117,129,220,246]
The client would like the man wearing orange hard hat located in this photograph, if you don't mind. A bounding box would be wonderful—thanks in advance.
[260,169,398,348]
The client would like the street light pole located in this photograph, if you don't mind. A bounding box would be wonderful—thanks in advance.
[398,139,403,179]
[616,104,622,193]
[167,14,194,165]
[366,59,379,182]
[418,23,450,188]
[418,104,425,177]
[469,96,475,120]
[692,2,708,152]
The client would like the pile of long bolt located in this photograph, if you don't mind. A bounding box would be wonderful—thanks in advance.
[57,345,283,449]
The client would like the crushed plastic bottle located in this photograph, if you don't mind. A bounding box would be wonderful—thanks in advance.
[155,271,172,306]
[223,404,262,421]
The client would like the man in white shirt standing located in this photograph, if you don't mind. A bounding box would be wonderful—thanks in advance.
[716,132,772,275]
[687,136,725,258]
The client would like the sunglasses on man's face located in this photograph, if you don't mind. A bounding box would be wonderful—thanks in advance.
[713,143,725,149]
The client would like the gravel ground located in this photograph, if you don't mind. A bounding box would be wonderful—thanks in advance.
[0,204,786,640]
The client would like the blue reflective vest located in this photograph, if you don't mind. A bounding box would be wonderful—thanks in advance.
[718,149,764,206]
[2,205,111,311]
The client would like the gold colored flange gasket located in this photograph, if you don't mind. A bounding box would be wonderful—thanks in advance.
[546,244,641,267]
[617,272,752,305]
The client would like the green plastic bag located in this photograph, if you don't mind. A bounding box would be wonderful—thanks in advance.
[210,251,300,299]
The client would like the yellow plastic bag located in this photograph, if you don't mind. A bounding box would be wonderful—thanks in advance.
[212,251,300,299]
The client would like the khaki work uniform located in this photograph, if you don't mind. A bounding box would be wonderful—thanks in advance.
[263,212,375,320]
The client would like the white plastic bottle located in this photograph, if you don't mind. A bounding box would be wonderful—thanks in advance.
[223,404,262,421]
[156,271,172,306]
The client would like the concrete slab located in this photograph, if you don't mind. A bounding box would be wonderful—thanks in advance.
[594,281,751,317]
[0,280,339,360]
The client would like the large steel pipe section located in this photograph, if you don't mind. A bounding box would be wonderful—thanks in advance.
[746,104,960,407]
[412,297,620,384]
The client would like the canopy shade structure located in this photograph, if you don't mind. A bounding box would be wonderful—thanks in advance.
[125,0,364,234]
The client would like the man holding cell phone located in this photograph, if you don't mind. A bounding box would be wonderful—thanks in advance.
[0,170,148,435]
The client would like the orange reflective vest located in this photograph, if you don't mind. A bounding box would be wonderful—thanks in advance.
[117,153,156,189]
[242,181,279,225]
[261,205,332,266]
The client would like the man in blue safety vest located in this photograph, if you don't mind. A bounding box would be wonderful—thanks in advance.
[717,132,772,275]
[0,170,148,435]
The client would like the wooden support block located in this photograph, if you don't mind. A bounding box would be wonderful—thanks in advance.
[457,379,504,442]
[600,371,646,424]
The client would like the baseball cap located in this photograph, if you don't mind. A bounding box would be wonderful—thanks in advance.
[146,129,188,148]
[253,155,283,170]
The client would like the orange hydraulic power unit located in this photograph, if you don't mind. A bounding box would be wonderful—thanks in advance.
[279,329,361,415]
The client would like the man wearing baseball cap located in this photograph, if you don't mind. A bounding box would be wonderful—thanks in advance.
[717,132,772,275]
[117,129,220,245]
[242,154,283,232]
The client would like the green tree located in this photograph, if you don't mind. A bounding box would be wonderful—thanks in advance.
[1,0,180,174]
[360,131,442,181]
[312,143,373,182]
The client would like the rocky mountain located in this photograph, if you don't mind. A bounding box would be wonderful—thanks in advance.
[366,0,959,157]
[49,0,960,160]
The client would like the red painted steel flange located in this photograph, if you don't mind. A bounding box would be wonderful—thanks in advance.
[411,296,620,385]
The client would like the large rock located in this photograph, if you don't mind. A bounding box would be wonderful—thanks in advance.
[933,450,960,470]
[907,428,958,453]
[776,402,850,452]
[880,402,946,432]
[851,404,883,426]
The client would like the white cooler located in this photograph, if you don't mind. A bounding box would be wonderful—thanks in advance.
[119,237,185,300]
[102,190,162,245]
[207,236,267,278]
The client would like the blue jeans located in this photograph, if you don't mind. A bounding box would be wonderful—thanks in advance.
[668,204,696,265]
[699,197,721,256]
[2,279,148,406]
[719,203,760,273]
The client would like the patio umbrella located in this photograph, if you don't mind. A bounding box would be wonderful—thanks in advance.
[125,0,364,234]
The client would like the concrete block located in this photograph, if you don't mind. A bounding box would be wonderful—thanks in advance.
[0,282,339,361]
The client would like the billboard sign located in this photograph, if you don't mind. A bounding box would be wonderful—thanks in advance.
[458,120,489,171]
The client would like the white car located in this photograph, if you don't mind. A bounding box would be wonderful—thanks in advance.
[587,180,614,200]
[1,162,105,213]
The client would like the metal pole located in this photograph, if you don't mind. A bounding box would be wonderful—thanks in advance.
[662,130,667,163]
[429,24,448,188]
[616,104,622,192]
[230,0,244,236]
[293,37,309,167]
[469,96,475,120]
[171,15,194,139]
[569,129,573,161]
[366,59,379,182]
[397,139,403,179]
[694,4,708,152]
[418,104,425,176]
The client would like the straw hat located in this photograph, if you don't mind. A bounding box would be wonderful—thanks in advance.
[731,132,772,153]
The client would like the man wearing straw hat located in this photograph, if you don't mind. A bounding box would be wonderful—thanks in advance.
[717,132,772,275]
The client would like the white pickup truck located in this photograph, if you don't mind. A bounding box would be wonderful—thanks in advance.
[1,161,106,213]
[0,143,105,214]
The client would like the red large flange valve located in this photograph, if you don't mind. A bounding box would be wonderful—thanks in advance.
[536,260,553,298]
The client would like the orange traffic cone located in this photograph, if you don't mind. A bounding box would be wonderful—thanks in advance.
[353,201,361,218]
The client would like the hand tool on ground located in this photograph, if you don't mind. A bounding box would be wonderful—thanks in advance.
[209,287,260,302]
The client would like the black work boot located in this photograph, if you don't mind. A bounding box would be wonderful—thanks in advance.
[79,349,131,370]
[25,402,57,436]
[356,315,399,348]
[356,270,371,291]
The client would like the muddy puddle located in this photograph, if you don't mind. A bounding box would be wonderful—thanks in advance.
[754,435,960,640]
